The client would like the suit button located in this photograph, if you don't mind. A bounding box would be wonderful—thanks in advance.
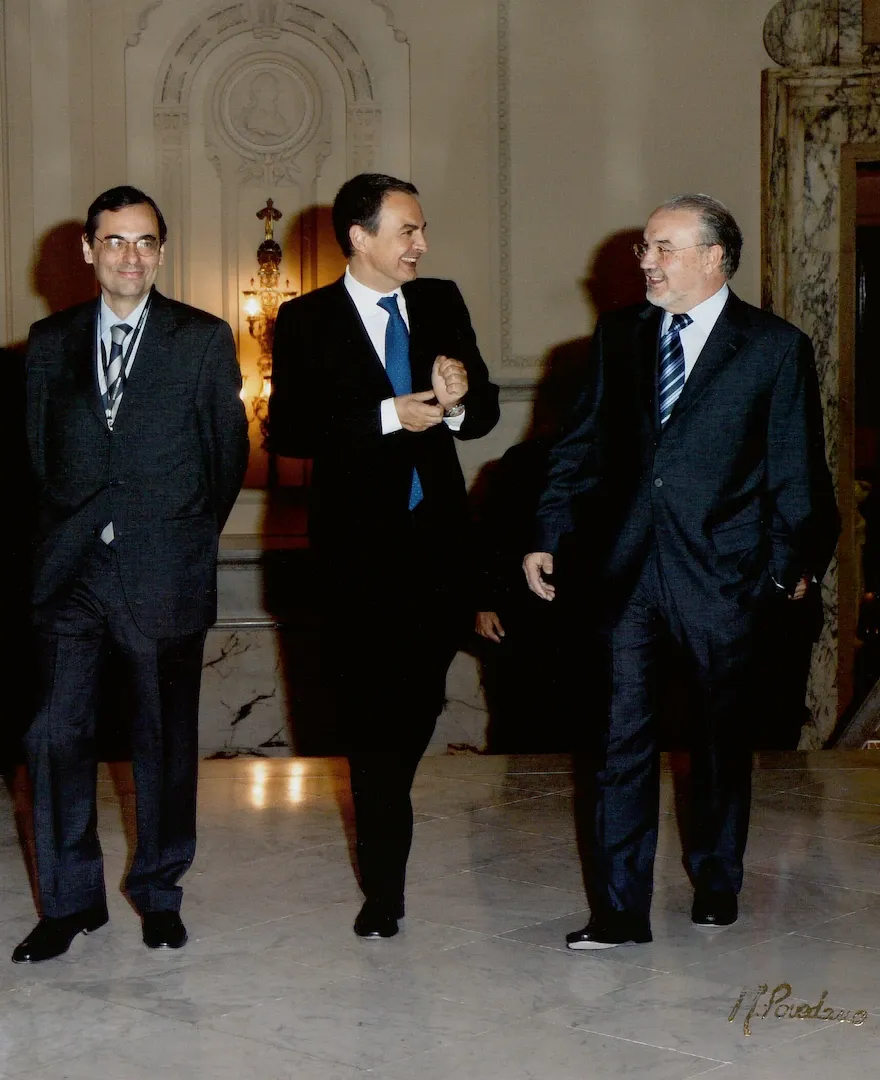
[654,477,663,488]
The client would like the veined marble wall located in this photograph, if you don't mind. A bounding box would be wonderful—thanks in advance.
[763,0,880,745]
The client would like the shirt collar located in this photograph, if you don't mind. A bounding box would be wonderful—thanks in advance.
[344,265,402,317]
[666,283,729,333]
[99,292,151,335]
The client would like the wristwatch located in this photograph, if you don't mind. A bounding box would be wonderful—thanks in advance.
[444,402,465,417]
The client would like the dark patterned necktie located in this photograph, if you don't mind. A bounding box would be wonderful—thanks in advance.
[377,295,423,510]
[658,313,692,425]
[103,322,132,414]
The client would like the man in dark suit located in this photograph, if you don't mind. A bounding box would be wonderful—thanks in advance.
[270,173,499,938]
[12,186,248,963]
[524,194,838,948]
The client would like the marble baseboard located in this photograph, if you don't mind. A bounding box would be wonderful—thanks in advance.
[199,630,291,757]
[198,629,491,759]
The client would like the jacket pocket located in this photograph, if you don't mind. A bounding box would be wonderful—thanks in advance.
[711,517,763,555]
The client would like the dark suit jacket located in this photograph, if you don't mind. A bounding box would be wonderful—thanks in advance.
[26,289,249,638]
[270,276,499,572]
[535,291,839,625]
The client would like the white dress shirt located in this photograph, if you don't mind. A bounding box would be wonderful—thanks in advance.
[343,266,464,433]
[662,283,729,382]
[96,293,151,427]
[96,293,151,543]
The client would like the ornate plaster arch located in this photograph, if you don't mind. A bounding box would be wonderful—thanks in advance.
[143,1,398,299]
[152,2,375,111]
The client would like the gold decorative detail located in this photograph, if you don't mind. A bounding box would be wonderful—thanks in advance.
[241,198,296,438]
[728,983,869,1036]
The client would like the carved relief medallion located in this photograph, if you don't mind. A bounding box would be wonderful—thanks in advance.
[214,55,320,157]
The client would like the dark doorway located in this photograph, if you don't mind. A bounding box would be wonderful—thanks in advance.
[850,163,880,713]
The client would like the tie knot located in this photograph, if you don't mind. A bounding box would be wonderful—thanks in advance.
[110,323,132,345]
[668,313,692,333]
[377,295,401,318]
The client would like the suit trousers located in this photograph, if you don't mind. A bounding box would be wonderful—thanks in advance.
[26,540,206,918]
[588,548,754,920]
[331,506,464,908]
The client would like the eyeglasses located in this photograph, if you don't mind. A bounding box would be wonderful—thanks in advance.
[632,242,710,262]
[93,236,161,256]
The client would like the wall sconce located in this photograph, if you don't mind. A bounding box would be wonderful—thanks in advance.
[241,198,296,433]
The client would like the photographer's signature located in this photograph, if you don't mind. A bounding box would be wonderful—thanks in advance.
[729,983,868,1036]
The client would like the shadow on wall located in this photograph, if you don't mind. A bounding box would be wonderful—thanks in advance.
[31,220,97,316]
[257,203,346,755]
[469,227,647,754]
[1,220,121,777]
[3,220,96,354]
[0,346,36,776]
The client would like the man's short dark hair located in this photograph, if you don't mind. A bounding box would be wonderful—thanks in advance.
[331,173,419,258]
[656,193,743,278]
[84,185,168,245]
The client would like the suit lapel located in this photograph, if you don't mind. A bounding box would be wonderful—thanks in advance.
[401,281,433,391]
[63,300,104,426]
[668,292,748,427]
[331,278,396,395]
[108,291,167,428]
[633,304,663,430]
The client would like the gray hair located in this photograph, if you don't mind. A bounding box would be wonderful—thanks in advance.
[655,193,743,278]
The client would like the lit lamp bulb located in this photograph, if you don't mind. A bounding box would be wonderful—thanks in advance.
[243,294,261,319]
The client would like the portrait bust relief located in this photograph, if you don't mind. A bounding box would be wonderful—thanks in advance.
[237,72,291,141]
[216,56,320,156]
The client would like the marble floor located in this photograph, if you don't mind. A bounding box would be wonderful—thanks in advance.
[1,751,879,1079]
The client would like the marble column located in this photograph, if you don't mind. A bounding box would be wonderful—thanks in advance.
[763,1,880,745]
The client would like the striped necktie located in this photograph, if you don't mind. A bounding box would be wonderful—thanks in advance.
[103,322,132,415]
[658,313,692,426]
[377,295,423,510]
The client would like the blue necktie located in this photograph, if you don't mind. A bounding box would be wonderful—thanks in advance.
[658,313,692,426]
[377,295,423,510]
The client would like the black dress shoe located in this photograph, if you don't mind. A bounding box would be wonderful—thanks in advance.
[565,911,652,950]
[692,888,738,926]
[354,899,400,939]
[11,907,109,964]
[142,911,188,949]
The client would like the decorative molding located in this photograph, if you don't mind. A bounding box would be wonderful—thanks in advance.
[497,379,539,403]
[128,1,165,48]
[369,0,408,44]
[212,54,321,160]
[348,105,382,173]
[764,0,880,67]
[152,3,385,301]
[155,3,375,112]
[497,0,512,368]
[206,140,223,180]
[253,0,283,40]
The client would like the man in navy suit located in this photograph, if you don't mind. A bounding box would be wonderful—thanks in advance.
[525,194,838,948]
[270,174,499,938]
[14,186,248,963]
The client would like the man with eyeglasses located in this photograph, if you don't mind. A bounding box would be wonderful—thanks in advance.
[12,185,248,963]
[524,194,838,949]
